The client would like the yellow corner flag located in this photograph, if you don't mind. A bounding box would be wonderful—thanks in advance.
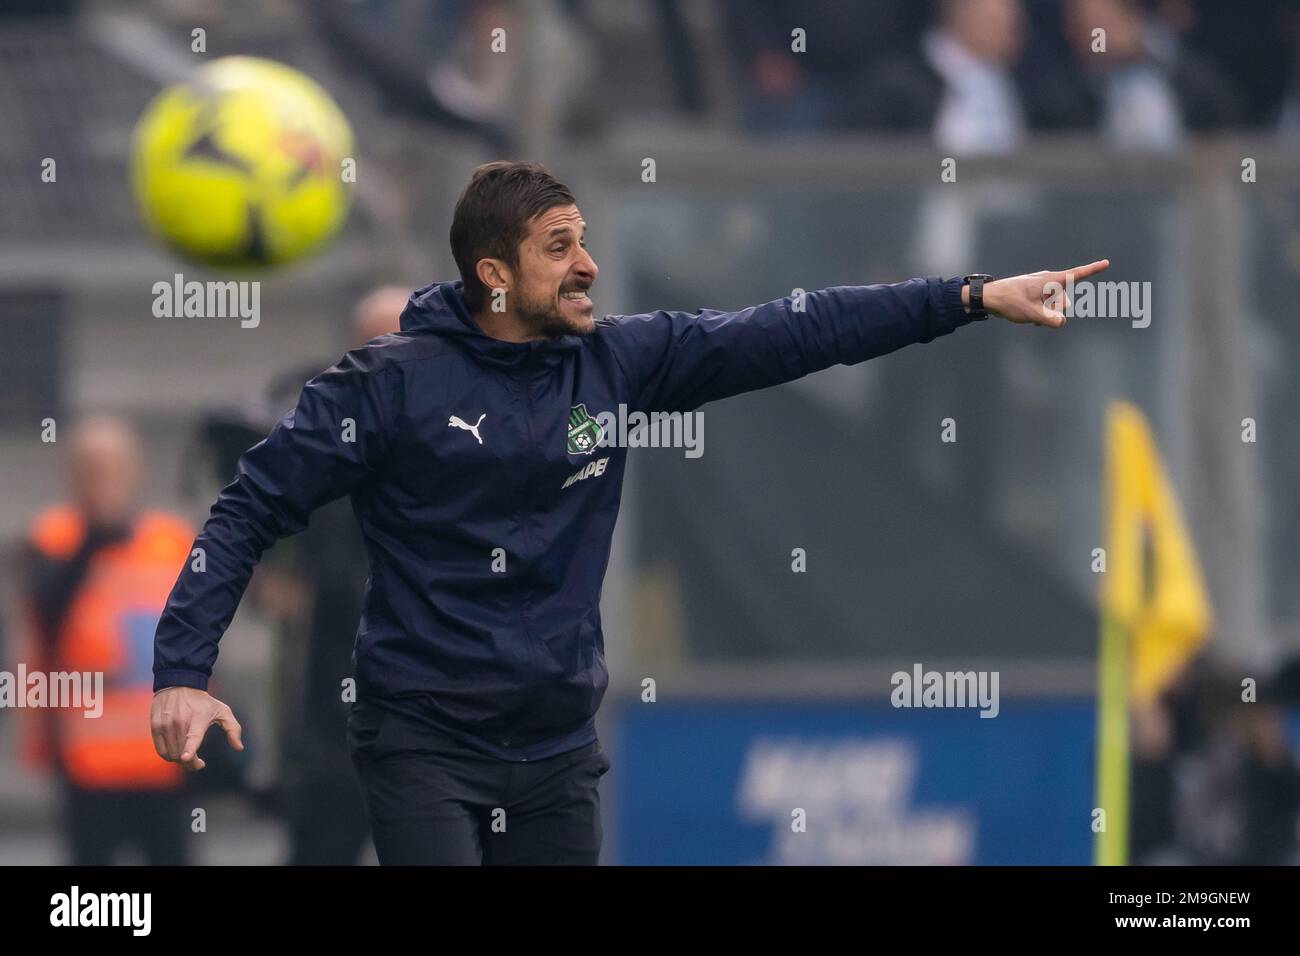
[1094,402,1213,866]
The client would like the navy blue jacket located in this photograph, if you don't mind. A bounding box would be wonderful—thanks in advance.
[154,276,973,760]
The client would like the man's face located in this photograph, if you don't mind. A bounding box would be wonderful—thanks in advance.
[949,0,1024,65]
[70,424,141,529]
[510,204,598,337]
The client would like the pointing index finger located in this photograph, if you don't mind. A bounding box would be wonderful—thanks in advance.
[1062,259,1110,282]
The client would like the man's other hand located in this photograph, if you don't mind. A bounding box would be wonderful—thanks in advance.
[151,686,244,772]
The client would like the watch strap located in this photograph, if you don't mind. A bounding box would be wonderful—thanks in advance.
[964,274,993,320]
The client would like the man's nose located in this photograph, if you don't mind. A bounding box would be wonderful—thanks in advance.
[574,248,598,282]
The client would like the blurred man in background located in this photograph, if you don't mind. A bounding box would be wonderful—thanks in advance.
[921,0,1028,153]
[251,286,407,865]
[725,0,928,133]
[20,416,194,865]
[1129,655,1300,865]
[808,0,1028,149]
[1054,0,1240,149]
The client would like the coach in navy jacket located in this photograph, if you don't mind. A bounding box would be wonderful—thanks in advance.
[152,161,1106,772]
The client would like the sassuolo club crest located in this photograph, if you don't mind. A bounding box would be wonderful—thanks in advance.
[566,403,604,455]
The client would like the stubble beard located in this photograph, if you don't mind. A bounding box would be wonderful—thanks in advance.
[518,287,593,338]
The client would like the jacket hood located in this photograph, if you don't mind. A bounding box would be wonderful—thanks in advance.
[400,279,585,371]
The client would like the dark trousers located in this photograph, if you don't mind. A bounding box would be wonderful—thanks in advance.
[348,701,611,865]
[64,783,189,866]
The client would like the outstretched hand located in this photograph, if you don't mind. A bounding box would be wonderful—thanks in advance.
[151,685,244,772]
[981,259,1111,328]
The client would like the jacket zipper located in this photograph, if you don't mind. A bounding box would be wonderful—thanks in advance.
[513,360,540,674]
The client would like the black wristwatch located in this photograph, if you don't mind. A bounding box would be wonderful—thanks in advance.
[963,274,994,320]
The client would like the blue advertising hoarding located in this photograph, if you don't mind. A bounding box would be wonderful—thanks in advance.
[606,698,1097,865]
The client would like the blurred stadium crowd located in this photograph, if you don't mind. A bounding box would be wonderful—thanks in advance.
[1,0,1299,865]
[727,0,1300,146]
[336,0,1300,149]
[9,0,1295,151]
[314,0,1300,149]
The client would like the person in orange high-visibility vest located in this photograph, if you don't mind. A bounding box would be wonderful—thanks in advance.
[20,416,195,865]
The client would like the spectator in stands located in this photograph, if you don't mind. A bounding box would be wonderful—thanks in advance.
[725,0,928,133]
[859,0,1028,153]
[1274,4,1300,139]
[1037,0,1242,149]
[1187,0,1295,131]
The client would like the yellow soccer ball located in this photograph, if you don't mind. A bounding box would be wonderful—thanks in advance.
[131,56,354,269]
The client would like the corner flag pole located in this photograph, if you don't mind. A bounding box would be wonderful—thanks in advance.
[1094,402,1213,866]
[1094,613,1131,865]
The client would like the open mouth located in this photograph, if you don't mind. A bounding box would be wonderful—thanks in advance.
[561,289,592,307]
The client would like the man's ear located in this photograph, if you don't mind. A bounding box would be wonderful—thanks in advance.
[476,258,511,296]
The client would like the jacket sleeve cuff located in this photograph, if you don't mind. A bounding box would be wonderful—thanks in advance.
[934,276,975,333]
[154,669,210,693]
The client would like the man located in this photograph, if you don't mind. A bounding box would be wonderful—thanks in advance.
[152,160,1108,865]
[23,416,194,864]
[858,0,1027,150]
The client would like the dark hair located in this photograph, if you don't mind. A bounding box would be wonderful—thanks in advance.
[449,161,577,313]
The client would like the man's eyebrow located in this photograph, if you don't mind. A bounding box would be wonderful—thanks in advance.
[546,223,586,238]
